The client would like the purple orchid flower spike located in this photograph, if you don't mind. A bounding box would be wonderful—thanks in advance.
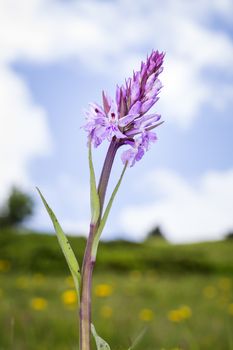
[38,49,165,350]
[83,50,165,167]
[80,51,165,350]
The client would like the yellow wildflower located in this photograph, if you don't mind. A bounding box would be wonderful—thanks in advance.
[62,289,77,305]
[179,305,192,319]
[94,284,113,298]
[30,297,47,311]
[168,305,192,322]
[203,285,217,299]
[139,308,154,322]
[0,259,11,272]
[100,305,113,319]
[167,310,183,323]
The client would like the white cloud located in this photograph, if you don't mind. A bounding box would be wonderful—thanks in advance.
[0,4,231,114]
[0,0,232,235]
[119,169,233,243]
[0,64,52,202]
[1,0,232,125]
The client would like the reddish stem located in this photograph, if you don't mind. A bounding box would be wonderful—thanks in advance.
[79,139,120,350]
[79,223,96,350]
[97,138,120,214]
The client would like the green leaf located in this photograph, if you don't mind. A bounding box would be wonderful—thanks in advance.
[91,324,111,350]
[91,163,127,259]
[128,327,147,350]
[89,142,100,224]
[36,188,81,300]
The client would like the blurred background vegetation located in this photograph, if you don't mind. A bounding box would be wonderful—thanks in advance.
[0,188,233,350]
[0,187,34,229]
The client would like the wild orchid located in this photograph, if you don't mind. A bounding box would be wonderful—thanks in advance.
[38,49,164,350]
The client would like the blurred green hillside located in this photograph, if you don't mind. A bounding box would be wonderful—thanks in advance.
[1,230,233,350]
[0,229,233,275]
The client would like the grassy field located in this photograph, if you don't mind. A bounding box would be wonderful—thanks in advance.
[0,230,233,350]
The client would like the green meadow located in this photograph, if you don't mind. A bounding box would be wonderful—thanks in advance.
[0,230,233,350]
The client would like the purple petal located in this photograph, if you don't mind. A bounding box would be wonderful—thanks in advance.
[118,113,138,128]
[128,101,141,115]
[141,98,156,114]
[121,142,145,167]
[89,102,105,115]
[135,146,144,161]
[121,148,135,166]
[145,73,156,91]
[134,113,161,128]
[102,91,111,114]
[131,79,141,103]
[141,131,157,150]
[113,127,126,139]
[145,79,162,99]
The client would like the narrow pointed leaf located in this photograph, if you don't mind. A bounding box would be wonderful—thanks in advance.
[91,163,127,259]
[91,324,111,350]
[37,188,81,299]
[89,142,100,224]
[128,327,147,350]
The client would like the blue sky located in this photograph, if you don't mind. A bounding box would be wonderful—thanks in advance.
[0,0,233,242]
